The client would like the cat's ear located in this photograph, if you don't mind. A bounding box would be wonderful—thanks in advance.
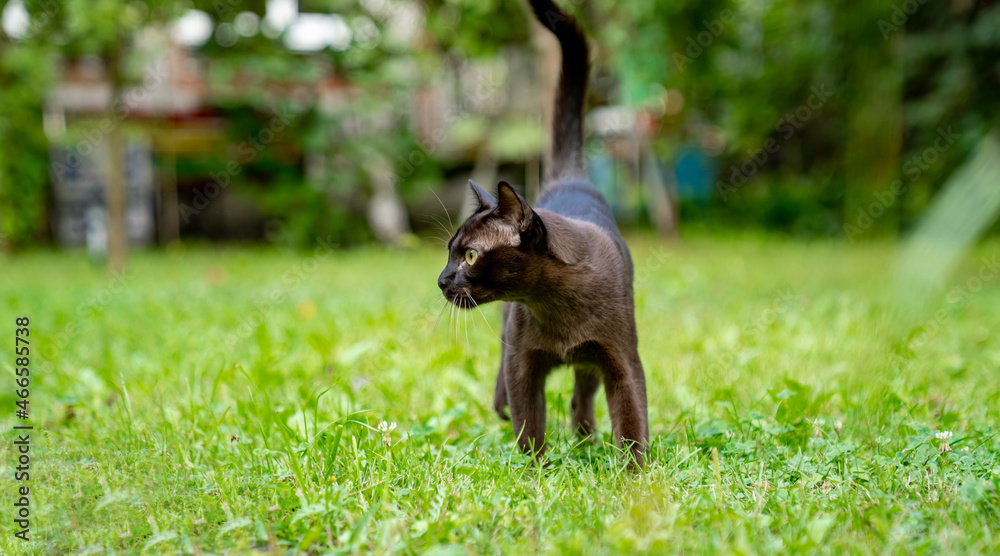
[469,180,497,211]
[496,181,534,231]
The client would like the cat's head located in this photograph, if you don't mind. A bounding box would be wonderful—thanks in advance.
[438,180,547,308]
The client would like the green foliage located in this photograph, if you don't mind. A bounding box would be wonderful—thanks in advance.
[592,0,1000,233]
[422,0,532,58]
[5,0,1000,244]
[594,0,736,107]
[0,37,53,247]
[24,0,182,53]
[1,235,999,552]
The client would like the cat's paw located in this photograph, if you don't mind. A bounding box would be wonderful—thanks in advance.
[494,402,510,421]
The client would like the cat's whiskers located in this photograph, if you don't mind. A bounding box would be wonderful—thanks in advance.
[452,298,459,345]
[416,214,454,247]
[416,288,449,317]
[463,295,470,346]
[465,291,480,339]
[432,298,450,330]
[421,214,455,244]
[447,297,454,344]
[427,213,454,235]
[421,226,451,247]
[429,188,455,230]
[465,288,511,348]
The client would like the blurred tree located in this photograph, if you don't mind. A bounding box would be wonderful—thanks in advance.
[320,0,535,238]
[836,0,901,236]
[0,0,54,251]
[23,0,182,269]
[895,0,1000,228]
[191,0,536,245]
[4,0,998,246]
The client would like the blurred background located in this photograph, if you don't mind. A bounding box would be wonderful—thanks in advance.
[1,0,999,266]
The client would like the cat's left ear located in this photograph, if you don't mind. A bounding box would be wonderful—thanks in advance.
[496,181,534,231]
[469,180,497,211]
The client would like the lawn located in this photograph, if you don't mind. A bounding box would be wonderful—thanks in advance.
[1,234,999,554]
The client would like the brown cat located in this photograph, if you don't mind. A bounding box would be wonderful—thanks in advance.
[437,0,648,467]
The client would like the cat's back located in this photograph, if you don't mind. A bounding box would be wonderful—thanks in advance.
[536,179,621,238]
[536,179,633,276]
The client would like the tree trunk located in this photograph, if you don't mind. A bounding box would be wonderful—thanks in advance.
[158,149,179,244]
[0,172,6,254]
[643,144,679,238]
[839,5,902,239]
[526,153,540,202]
[365,154,412,245]
[0,22,10,253]
[105,47,128,272]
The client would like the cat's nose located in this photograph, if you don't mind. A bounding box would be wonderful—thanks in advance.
[437,269,452,291]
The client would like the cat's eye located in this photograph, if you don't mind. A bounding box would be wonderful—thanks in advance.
[464,248,479,266]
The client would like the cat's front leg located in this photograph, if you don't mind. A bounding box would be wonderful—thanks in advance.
[493,359,509,420]
[504,348,555,461]
[494,302,513,420]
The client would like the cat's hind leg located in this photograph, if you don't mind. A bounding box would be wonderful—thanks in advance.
[571,365,601,439]
[600,347,649,469]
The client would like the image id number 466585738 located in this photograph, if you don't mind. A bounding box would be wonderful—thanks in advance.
[13,316,32,542]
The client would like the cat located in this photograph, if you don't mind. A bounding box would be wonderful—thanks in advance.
[437,0,649,468]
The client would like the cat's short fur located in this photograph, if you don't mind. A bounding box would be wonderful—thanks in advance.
[438,0,648,467]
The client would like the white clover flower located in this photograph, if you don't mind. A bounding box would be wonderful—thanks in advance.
[934,431,953,440]
[378,421,397,446]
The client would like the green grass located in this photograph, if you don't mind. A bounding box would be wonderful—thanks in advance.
[1,234,999,554]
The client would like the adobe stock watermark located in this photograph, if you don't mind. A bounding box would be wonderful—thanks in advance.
[212,0,244,20]
[224,236,337,346]
[744,289,805,340]
[50,63,169,179]
[717,85,834,201]
[843,127,958,242]
[672,10,736,71]
[367,68,506,193]
[633,245,672,287]
[908,254,1000,347]
[178,106,293,223]
[36,269,135,376]
[706,289,804,379]
[878,0,929,40]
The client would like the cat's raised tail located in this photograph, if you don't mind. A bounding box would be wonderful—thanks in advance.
[527,0,589,184]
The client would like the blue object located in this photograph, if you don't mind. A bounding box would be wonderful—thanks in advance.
[674,145,716,203]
